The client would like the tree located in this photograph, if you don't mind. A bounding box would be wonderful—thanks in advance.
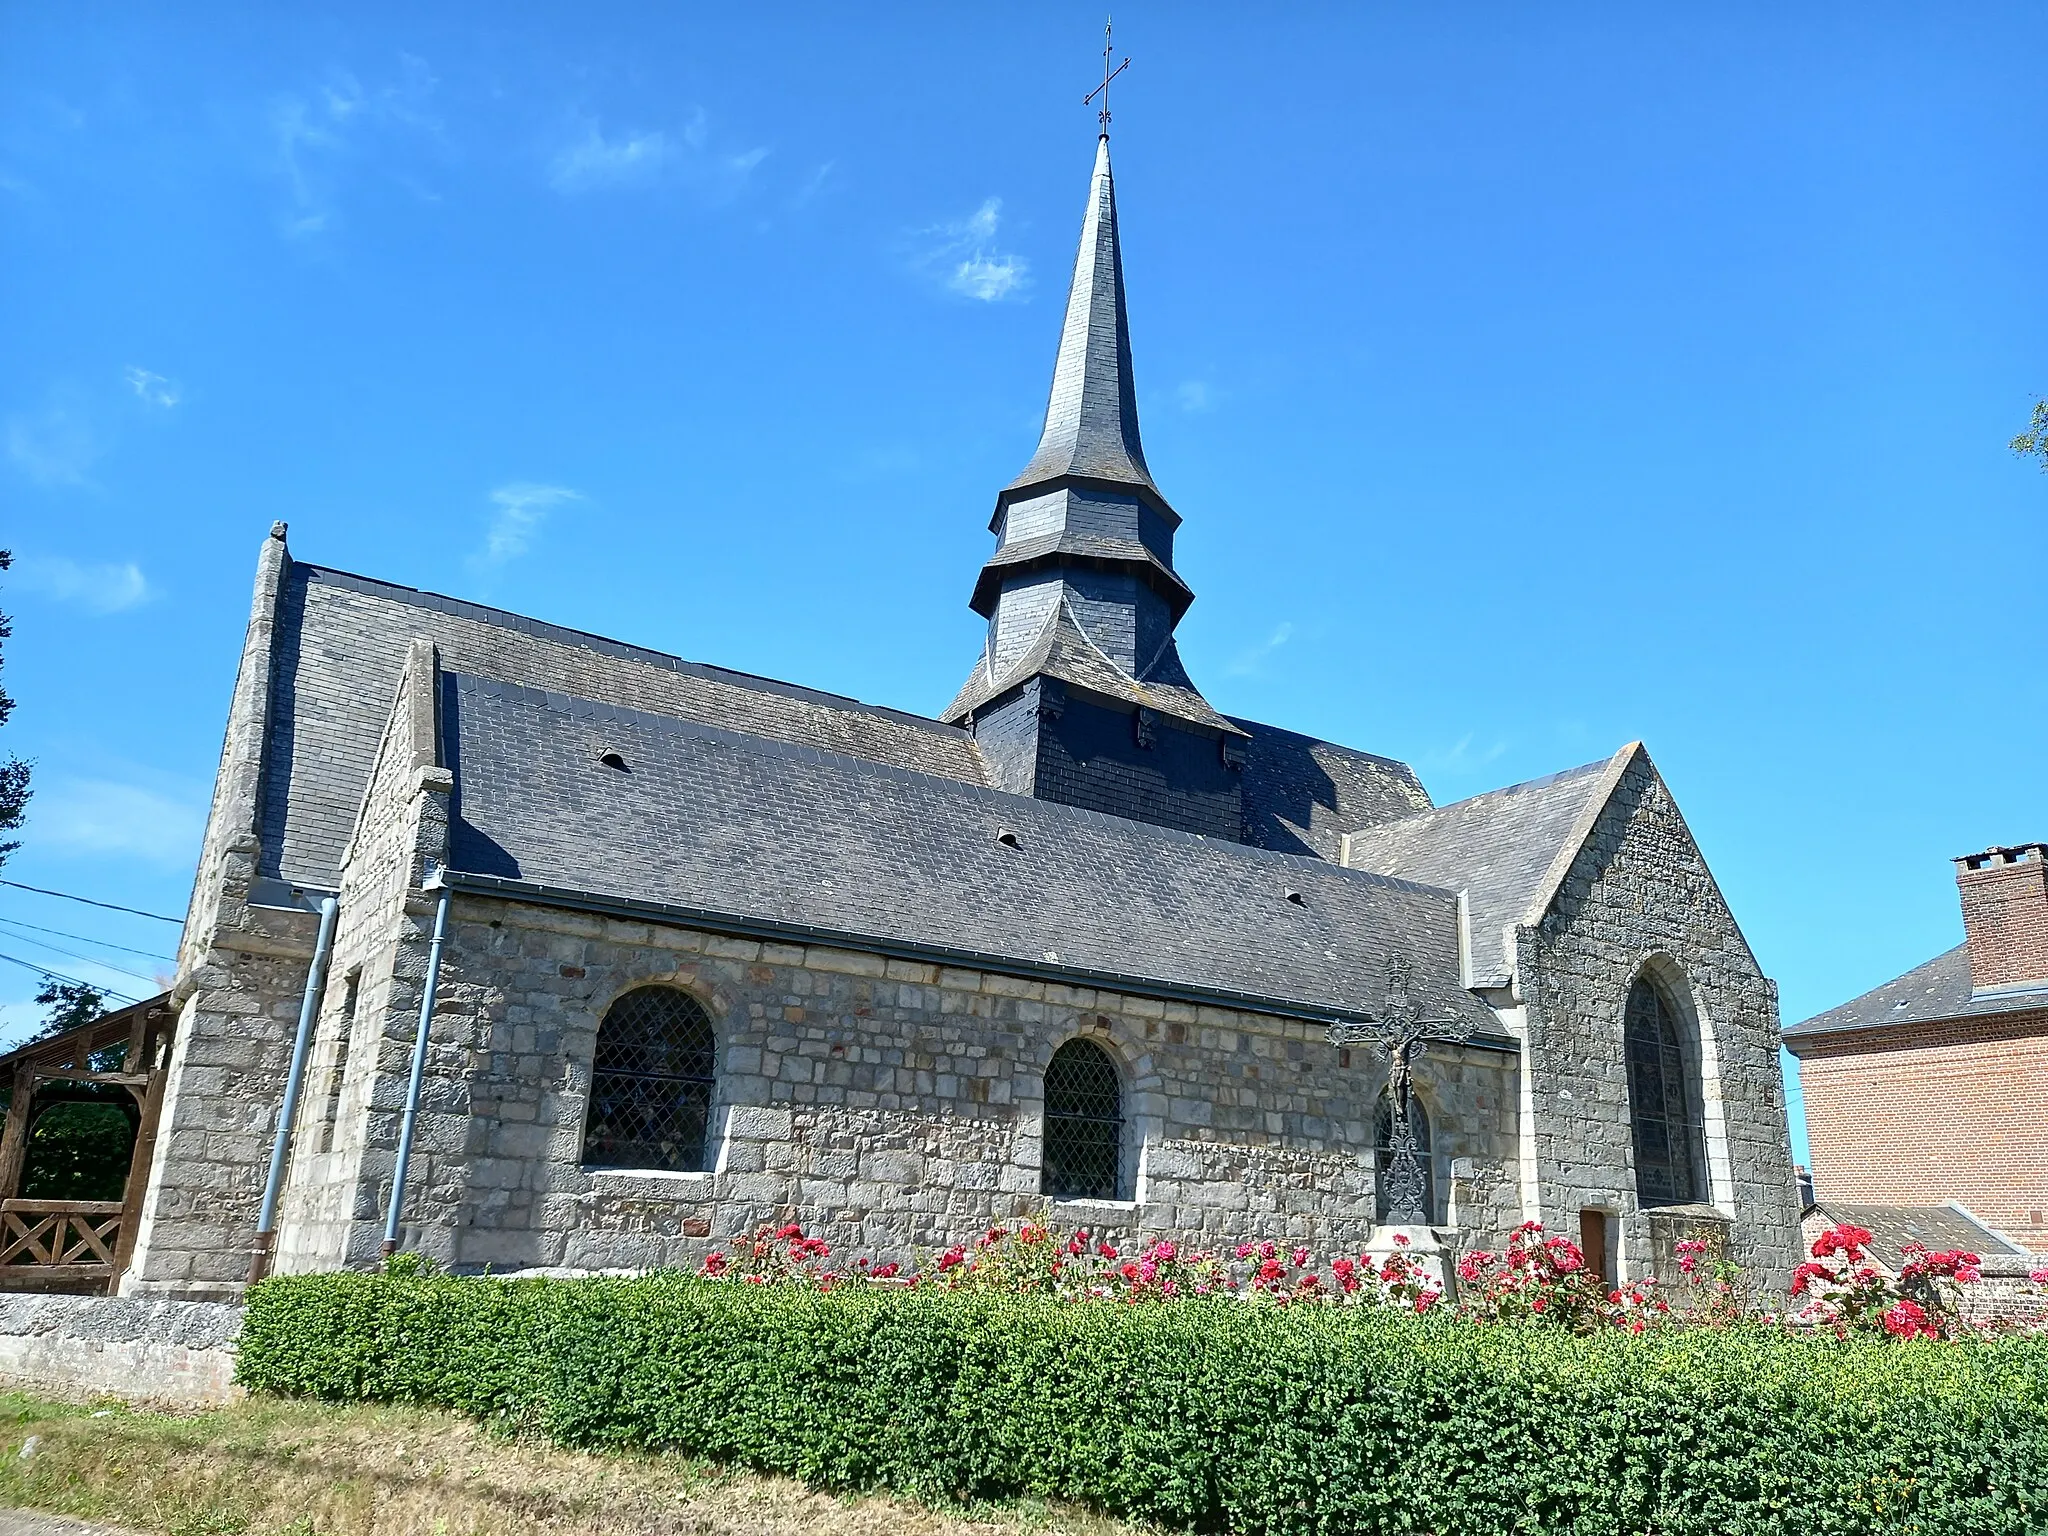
[0,550,29,866]
[34,979,107,1037]
[2014,399,2048,472]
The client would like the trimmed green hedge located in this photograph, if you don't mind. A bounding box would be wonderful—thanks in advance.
[240,1272,2048,1535]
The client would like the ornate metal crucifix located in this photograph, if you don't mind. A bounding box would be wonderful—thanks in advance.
[1328,953,1470,1224]
[1084,18,1130,132]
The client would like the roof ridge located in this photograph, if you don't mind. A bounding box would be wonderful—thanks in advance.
[300,563,968,740]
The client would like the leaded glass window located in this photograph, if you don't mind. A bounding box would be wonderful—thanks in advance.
[1373,1087,1434,1222]
[1041,1038,1122,1200]
[1624,975,1707,1207]
[581,986,716,1173]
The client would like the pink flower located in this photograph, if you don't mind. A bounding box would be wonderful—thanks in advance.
[1882,1299,1936,1339]
[699,1252,729,1278]
[775,1223,804,1240]
[1292,1246,1311,1268]
[1234,1243,1255,1261]
[870,1261,900,1279]
[2031,1269,2048,1284]
[937,1246,966,1272]
[1393,1233,1410,1247]
[1099,1242,1119,1260]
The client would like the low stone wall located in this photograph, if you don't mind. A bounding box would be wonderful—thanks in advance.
[0,1295,242,1408]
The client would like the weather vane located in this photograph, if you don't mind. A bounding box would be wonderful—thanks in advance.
[1084,17,1130,134]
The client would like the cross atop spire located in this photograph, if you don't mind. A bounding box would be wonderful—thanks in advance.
[1084,18,1129,135]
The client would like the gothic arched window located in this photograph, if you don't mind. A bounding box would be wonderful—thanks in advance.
[581,986,717,1173]
[1041,1038,1123,1200]
[1373,1087,1434,1222]
[1624,974,1707,1207]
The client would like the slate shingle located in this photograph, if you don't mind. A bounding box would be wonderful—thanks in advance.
[1337,755,1618,980]
[442,672,1496,1030]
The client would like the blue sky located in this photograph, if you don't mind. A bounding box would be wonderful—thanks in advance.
[2,5,2043,1162]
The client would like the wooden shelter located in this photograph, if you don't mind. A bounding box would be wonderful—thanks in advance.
[0,994,176,1294]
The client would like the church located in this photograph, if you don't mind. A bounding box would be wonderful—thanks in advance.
[122,132,1802,1300]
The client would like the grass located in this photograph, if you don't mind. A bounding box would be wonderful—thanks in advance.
[0,1392,1144,1536]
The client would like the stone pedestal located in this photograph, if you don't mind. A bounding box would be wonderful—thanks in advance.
[1364,1223,1455,1300]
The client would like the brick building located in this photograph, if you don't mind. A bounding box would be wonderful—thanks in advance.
[1785,844,2048,1253]
[117,132,1802,1300]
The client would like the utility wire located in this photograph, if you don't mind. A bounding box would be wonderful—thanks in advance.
[0,952,146,1006]
[0,929,166,988]
[0,916,176,964]
[0,879,184,926]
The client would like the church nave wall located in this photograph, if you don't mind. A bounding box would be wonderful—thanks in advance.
[344,896,1522,1276]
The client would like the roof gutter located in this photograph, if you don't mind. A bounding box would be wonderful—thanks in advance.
[437,869,1518,1052]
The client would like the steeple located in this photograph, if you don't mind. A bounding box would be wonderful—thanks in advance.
[1004,135,1156,499]
[947,133,1246,843]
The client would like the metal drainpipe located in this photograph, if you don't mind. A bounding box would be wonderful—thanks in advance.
[382,874,451,1258]
[248,894,340,1285]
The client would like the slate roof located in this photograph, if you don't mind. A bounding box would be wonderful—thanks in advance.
[1783,943,2048,1042]
[256,562,991,889]
[1337,753,1621,981]
[1003,135,1157,503]
[944,599,1239,734]
[1231,719,1432,862]
[441,671,1498,1031]
[1802,1201,2031,1265]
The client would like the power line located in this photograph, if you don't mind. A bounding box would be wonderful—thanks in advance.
[0,879,184,926]
[0,916,176,964]
[0,928,167,988]
[0,952,145,1006]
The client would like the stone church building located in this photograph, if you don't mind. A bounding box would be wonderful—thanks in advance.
[123,135,1801,1300]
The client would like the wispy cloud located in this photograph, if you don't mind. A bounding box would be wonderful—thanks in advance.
[268,55,441,238]
[914,197,1030,303]
[1226,622,1295,678]
[30,778,205,867]
[1175,380,1217,414]
[124,367,180,409]
[12,557,152,614]
[4,400,97,487]
[788,160,836,210]
[547,108,768,199]
[478,482,581,567]
[1423,733,1511,778]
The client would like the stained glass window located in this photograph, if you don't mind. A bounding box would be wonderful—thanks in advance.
[1625,976,1707,1207]
[581,986,717,1173]
[1041,1038,1123,1200]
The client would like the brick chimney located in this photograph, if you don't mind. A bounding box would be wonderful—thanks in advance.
[1954,843,2048,993]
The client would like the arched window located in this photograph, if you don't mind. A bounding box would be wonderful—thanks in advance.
[1373,1087,1434,1223]
[581,986,717,1173]
[1041,1038,1123,1200]
[1624,974,1707,1207]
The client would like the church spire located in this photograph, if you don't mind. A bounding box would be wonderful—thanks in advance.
[946,122,1247,845]
[1005,134,1156,499]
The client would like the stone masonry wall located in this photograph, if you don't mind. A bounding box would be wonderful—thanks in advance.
[125,526,322,1299]
[1517,750,1802,1289]
[284,896,1522,1275]
[275,641,452,1273]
